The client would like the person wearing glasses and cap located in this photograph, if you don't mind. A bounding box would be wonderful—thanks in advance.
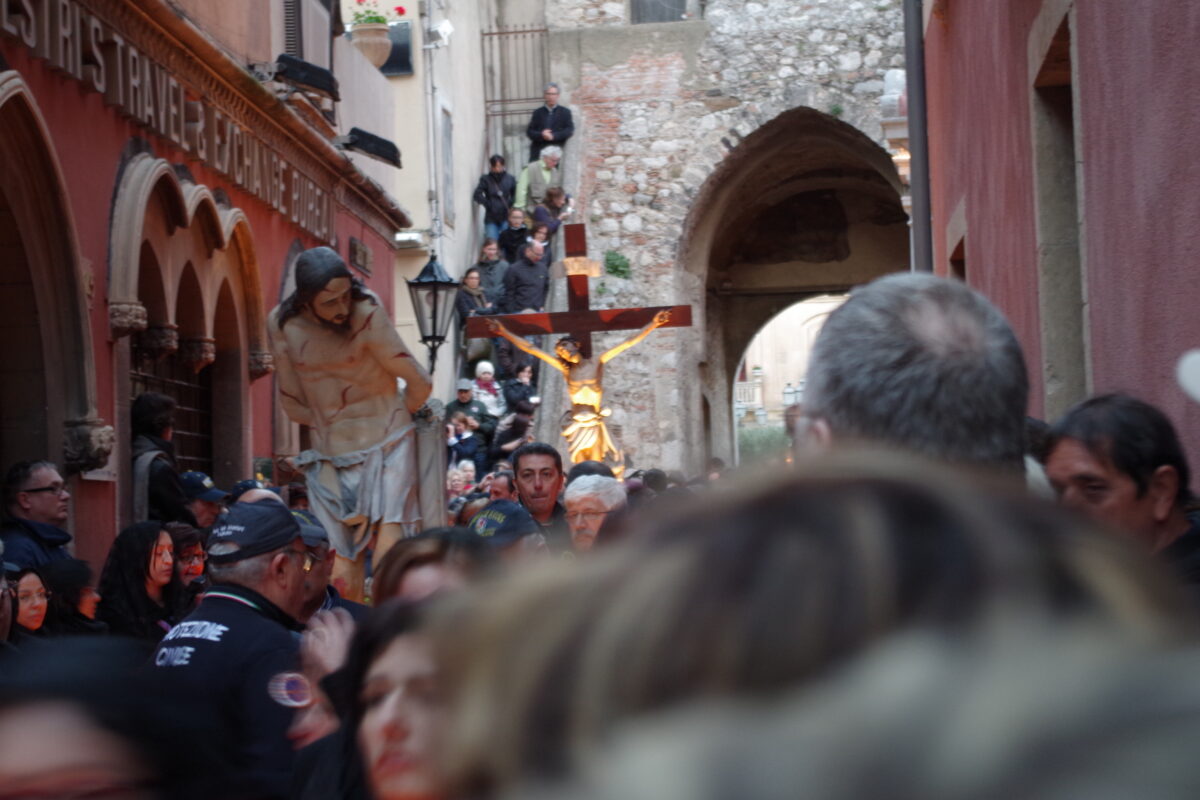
[0,460,73,569]
[150,501,320,800]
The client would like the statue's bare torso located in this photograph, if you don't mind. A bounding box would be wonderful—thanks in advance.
[268,293,430,457]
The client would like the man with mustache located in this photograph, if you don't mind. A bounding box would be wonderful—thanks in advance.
[268,247,431,601]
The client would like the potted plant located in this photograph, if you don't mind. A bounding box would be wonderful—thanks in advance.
[348,0,406,68]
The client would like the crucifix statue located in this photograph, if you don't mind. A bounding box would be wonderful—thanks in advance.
[465,223,692,469]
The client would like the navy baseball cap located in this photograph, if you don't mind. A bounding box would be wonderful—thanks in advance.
[229,478,264,503]
[468,500,539,547]
[207,501,303,564]
[180,471,229,503]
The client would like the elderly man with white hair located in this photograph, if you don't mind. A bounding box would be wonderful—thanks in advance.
[514,145,563,214]
[563,475,626,552]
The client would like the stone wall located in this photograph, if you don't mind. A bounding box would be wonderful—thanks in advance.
[541,0,906,472]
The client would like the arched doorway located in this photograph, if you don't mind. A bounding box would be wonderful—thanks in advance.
[733,295,846,464]
[0,72,108,478]
[680,107,911,461]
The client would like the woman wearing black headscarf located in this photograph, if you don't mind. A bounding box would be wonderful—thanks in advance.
[96,521,185,647]
[42,558,106,636]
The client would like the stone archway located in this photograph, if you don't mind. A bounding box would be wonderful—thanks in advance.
[110,151,270,515]
[0,72,110,476]
[680,107,910,461]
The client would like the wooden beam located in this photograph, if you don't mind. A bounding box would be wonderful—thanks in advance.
[465,305,692,339]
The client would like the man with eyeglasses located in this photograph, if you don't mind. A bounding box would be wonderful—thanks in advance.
[562,474,626,552]
[0,460,72,569]
[150,501,317,799]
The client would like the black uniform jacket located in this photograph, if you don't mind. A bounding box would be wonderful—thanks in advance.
[150,583,304,800]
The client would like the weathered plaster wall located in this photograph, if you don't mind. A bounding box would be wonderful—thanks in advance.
[925,0,1200,464]
[544,0,906,472]
[1074,1,1200,455]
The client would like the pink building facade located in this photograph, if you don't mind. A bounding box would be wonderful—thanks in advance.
[925,0,1200,461]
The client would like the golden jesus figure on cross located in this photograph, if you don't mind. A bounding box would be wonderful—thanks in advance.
[484,310,671,465]
[465,222,692,469]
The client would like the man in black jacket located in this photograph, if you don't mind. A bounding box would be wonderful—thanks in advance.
[527,82,574,162]
[0,460,73,569]
[131,392,196,525]
[497,207,529,265]
[473,154,517,241]
[151,501,316,800]
[502,242,550,314]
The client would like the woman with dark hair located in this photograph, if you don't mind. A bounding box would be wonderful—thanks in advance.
[489,401,536,465]
[456,267,495,327]
[526,222,553,267]
[342,602,444,800]
[530,186,570,239]
[502,364,537,410]
[41,558,105,636]
[372,528,491,603]
[473,154,516,241]
[96,521,184,646]
[165,521,208,614]
[10,567,49,641]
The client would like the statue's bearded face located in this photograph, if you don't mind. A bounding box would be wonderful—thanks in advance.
[310,277,353,331]
[555,340,581,363]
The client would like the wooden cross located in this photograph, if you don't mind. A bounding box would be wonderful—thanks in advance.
[464,223,692,358]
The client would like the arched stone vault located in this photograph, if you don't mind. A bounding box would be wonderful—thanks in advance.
[108,152,270,372]
[0,71,111,475]
[680,107,911,461]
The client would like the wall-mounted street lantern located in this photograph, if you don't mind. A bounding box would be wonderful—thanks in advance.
[405,251,458,373]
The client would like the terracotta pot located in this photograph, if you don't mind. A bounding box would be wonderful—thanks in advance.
[350,23,392,68]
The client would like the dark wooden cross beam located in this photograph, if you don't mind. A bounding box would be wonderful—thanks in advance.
[464,223,692,359]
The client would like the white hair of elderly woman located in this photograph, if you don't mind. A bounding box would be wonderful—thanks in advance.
[564,475,626,510]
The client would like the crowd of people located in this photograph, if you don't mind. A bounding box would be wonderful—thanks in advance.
[6,270,1200,796]
[461,82,578,395]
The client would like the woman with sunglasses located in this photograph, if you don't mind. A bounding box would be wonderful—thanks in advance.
[165,521,208,615]
[97,521,185,648]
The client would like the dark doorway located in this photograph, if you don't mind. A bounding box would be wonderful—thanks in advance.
[0,186,48,466]
[130,345,214,476]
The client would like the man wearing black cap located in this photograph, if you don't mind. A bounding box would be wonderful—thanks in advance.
[468,499,545,561]
[150,501,317,799]
[180,470,230,528]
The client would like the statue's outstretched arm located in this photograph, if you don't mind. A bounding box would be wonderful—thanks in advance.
[600,310,671,365]
[484,318,567,375]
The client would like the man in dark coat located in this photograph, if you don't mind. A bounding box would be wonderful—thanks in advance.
[502,242,550,314]
[131,392,197,525]
[0,460,73,568]
[497,208,530,265]
[473,154,517,241]
[527,82,574,162]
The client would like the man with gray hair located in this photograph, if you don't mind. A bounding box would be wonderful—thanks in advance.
[802,273,1029,473]
[527,81,574,162]
[515,145,563,214]
[151,501,318,799]
[564,474,627,552]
